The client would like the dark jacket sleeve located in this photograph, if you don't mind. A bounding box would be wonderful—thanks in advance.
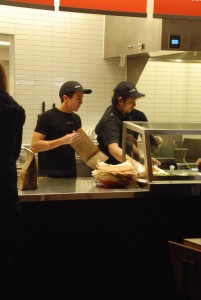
[14,128,23,160]
[0,93,26,161]
[13,103,26,160]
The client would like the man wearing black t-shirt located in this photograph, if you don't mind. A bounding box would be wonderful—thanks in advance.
[95,81,146,172]
[30,81,92,178]
[95,81,161,171]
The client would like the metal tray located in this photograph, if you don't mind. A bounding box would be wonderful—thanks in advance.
[153,169,201,181]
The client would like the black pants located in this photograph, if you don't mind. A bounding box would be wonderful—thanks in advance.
[0,215,21,300]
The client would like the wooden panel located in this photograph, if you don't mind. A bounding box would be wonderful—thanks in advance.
[168,240,201,298]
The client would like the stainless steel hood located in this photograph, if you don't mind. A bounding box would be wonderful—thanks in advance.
[149,50,201,63]
[104,0,201,84]
[104,2,201,62]
[150,18,201,62]
[126,17,201,84]
[130,18,201,62]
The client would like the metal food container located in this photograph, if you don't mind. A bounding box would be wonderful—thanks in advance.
[175,148,189,162]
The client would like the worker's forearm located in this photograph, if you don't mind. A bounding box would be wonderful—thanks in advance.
[31,137,64,153]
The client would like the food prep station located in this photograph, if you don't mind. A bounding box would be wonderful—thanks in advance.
[17,122,201,200]
[123,121,201,182]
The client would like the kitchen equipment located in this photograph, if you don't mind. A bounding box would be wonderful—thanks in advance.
[122,121,201,182]
[175,148,189,163]
[105,0,201,85]
[105,0,201,59]
[183,138,201,161]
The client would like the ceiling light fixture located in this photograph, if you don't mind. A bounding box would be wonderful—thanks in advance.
[0,41,10,46]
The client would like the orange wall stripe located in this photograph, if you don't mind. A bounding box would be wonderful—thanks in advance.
[154,0,201,17]
[1,0,53,6]
[60,0,147,14]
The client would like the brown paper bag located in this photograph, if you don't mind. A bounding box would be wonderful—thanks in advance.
[71,128,108,169]
[17,147,38,190]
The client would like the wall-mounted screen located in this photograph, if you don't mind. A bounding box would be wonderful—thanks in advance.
[169,35,181,49]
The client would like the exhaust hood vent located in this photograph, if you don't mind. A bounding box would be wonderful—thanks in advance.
[149,51,201,63]
[147,19,201,62]
[104,15,201,61]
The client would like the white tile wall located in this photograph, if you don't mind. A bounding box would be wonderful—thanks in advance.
[0,5,125,144]
[1,4,201,145]
[137,61,201,123]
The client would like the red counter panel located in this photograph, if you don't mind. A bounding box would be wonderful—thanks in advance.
[60,0,147,17]
[0,0,147,15]
[154,0,201,19]
[0,0,54,10]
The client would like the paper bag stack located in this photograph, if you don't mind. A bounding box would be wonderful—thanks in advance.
[17,147,38,190]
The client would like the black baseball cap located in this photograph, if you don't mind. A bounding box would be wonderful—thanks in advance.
[114,81,145,99]
[59,81,92,98]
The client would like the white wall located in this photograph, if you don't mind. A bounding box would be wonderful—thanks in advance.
[137,61,201,123]
[0,5,125,144]
[1,4,201,145]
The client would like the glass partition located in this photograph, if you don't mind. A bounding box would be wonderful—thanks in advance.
[122,121,201,182]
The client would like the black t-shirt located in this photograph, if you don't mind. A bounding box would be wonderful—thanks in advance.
[35,108,81,178]
[95,106,157,165]
[95,105,133,165]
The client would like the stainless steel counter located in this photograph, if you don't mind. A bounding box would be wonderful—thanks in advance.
[18,176,201,202]
[16,176,201,300]
[18,177,149,202]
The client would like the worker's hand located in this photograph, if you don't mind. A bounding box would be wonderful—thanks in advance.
[126,134,137,146]
[62,131,82,145]
[132,161,145,177]
[154,136,163,148]
[196,158,201,171]
[151,157,161,166]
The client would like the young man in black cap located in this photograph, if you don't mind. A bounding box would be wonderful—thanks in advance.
[95,81,160,172]
[30,81,92,178]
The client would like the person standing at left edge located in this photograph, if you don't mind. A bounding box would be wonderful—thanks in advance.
[0,62,26,300]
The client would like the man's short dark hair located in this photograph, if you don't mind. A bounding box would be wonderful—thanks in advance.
[61,91,74,103]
